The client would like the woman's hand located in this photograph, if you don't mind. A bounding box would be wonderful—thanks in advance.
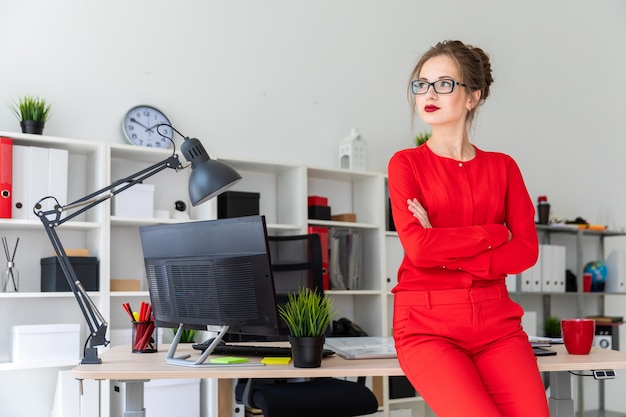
[407,198,432,229]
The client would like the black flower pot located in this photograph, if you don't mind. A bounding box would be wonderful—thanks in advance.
[289,335,325,368]
[20,120,45,135]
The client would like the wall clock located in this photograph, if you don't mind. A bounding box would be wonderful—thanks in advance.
[122,105,173,148]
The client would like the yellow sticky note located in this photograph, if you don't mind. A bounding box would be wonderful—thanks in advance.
[210,356,248,364]
[261,357,291,365]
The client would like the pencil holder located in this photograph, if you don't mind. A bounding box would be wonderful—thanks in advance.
[2,261,19,292]
[131,321,158,353]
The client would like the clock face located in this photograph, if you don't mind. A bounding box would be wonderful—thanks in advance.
[122,105,173,148]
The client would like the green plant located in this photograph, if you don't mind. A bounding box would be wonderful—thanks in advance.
[414,131,431,146]
[10,94,52,122]
[172,328,198,343]
[278,288,337,337]
[543,316,562,338]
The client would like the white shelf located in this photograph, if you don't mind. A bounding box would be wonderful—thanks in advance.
[0,131,402,416]
[0,291,101,299]
[0,360,78,371]
[109,291,150,298]
[308,219,379,230]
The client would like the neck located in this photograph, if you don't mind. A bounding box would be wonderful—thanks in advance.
[427,126,475,161]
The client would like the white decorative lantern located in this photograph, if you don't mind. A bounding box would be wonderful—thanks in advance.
[338,128,367,171]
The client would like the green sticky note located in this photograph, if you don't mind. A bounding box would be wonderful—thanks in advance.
[209,356,249,364]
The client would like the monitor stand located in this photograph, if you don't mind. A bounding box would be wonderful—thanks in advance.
[165,324,265,367]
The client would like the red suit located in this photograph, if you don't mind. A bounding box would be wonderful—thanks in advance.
[388,145,549,417]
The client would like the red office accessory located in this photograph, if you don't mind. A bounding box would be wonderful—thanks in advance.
[308,226,330,290]
[0,137,12,218]
[308,195,328,206]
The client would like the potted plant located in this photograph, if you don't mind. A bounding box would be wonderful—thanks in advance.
[172,328,198,343]
[278,287,337,368]
[10,94,52,135]
[544,316,562,338]
[414,131,431,147]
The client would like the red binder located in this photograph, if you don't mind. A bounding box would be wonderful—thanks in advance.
[0,137,12,218]
[308,226,329,290]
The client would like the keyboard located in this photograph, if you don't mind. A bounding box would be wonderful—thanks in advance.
[192,340,335,358]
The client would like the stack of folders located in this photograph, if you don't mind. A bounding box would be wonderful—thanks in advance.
[520,244,566,293]
[9,143,69,220]
[329,228,361,290]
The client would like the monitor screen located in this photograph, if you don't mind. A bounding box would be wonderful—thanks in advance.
[139,215,280,337]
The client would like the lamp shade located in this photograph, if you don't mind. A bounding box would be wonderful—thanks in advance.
[181,136,242,206]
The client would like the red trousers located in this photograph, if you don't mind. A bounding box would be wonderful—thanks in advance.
[393,283,550,417]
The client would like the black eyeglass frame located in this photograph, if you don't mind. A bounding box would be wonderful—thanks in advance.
[411,79,468,95]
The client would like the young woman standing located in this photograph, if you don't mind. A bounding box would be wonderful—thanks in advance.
[388,40,550,417]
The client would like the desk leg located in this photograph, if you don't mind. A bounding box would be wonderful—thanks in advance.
[219,379,233,416]
[119,380,149,417]
[549,372,575,417]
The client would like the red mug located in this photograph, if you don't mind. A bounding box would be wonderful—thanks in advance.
[561,318,595,355]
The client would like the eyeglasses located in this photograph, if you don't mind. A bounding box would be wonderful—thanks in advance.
[411,79,467,95]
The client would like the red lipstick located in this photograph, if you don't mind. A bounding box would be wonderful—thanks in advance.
[424,105,439,112]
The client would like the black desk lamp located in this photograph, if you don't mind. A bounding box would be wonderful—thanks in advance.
[35,124,241,364]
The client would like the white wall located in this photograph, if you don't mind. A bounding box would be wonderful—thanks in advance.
[2,0,625,229]
[2,0,626,414]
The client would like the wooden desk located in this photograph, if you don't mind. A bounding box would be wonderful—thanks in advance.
[73,344,626,417]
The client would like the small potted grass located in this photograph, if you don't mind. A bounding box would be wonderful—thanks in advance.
[10,94,52,135]
[172,328,199,343]
[278,287,337,368]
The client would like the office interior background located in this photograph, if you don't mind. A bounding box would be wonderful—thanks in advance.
[1,0,626,416]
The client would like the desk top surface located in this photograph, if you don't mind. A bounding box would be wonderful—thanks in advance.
[72,344,626,381]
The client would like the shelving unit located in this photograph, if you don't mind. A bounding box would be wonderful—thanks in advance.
[521,225,626,323]
[0,131,426,417]
[518,225,626,417]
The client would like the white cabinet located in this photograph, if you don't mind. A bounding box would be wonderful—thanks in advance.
[0,132,106,417]
[0,132,413,417]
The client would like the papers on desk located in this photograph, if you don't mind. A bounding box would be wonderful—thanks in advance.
[529,336,564,345]
[325,337,397,360]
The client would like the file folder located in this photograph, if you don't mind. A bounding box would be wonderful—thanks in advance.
[308,226,329,290]
[11,145,29,219]
[27,146,49,219]
[329,228,361,290]
[47,147,69,217]
[540,245,554,293]
[0,137,12,218]
[12,145,62,220]
[385,236,404,292]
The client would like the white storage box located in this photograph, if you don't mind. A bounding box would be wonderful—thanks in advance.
[111,378,200,417]
[113,183,155,218]
[11,323,81,363]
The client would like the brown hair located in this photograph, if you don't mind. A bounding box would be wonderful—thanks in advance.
[408,40,493,127]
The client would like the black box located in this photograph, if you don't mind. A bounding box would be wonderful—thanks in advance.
[217,191,260,219]
[40,257,99,292]
[308,205,331,220]
[389,376,416,399]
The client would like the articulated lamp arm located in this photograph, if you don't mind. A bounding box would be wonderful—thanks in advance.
[35,125,241,365]
[35,154,185,364]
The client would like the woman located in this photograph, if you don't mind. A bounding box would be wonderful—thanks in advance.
[388,40,549,416]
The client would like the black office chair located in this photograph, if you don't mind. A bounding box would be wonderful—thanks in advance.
[235,234,379,417]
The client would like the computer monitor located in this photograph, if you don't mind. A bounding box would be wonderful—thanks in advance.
[139,215,280,367]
